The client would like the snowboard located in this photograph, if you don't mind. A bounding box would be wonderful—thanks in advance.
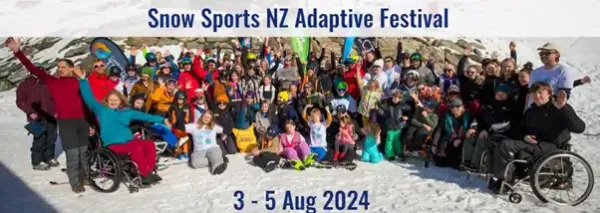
[89,37,129,74]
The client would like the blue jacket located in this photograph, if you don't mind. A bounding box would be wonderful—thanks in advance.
[79,79,165,146]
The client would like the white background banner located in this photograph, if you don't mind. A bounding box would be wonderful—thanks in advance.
[0,0,598,37]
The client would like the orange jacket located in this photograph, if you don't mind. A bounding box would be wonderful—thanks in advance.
[150,86,175,113]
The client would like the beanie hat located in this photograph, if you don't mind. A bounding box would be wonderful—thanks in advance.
[181,57,192,64]
[278,91,289,102]
[141,66,153,76]
[245,91,256,99]
[216,95,229,103]
[495,84,511,94]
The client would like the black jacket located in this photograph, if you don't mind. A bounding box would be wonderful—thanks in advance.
[517,102,585,145]
[477,100,515,134]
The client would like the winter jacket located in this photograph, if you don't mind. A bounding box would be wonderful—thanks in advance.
[456,56,482,103]
[88,71,118,101]
[14,50,87,120]
[477,100,515,134]
[215,108,235,135]
[79,79,165,146]
[343,64,366,100]
[150,86,175,113]
[410,107,439,130]
[16,76,56,122]
[377,99,410,130]
[432,111,477,145]
[480,75,520,106]
[516,102,585,146]
[167,103,191,131]
[274,67,299,89]
[122,75,140,97]
[178,71,200,106]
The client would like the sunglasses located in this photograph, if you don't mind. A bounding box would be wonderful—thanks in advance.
[337,88,347,92]
[93,64,105,68]
[218,102,227,106]
[444,69,453,72]
[466,71,476,75]
[539,51,556,56]
[402,57,410,61]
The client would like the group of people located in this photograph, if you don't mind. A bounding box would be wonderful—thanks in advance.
[7,37,589,194]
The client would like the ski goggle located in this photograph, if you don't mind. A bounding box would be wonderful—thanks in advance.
[337,88,347,92]
[410,55,422,61]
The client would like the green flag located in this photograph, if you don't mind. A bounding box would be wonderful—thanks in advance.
[290,37,310,73]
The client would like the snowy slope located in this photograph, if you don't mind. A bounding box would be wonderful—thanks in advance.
[0,38,598,213]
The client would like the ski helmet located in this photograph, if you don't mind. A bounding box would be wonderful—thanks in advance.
[109,66,121,77]
[410,53,422,61]
[146,53,157,63]
[126,64,138,72]
[175,91,187,101]
[266,126,279,138]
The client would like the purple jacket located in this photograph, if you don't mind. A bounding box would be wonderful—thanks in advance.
[16,76,56,122]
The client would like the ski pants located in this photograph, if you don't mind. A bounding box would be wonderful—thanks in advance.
[218,135,238,155]
[191,147,224,173]
[31,119,58,165]
[492,139,558,179]
[310,146,327,161]
[253,152,281,169]
[281,142,311,160]
[403,126,431,152]
[108,139,156,177]
[58,119,90,188]
[361,137,383,163]
[384,129,403,158]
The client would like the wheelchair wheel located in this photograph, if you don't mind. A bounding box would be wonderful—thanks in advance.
[88,148,122,193]
[479,150,490,174]
[530,151,594,206]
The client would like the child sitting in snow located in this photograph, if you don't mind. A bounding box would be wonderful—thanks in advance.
[335,115,357,162]
[360,118,383,164]
[250,126,285,173]
[302,104,332,161]
[185,111,228,175]
[278,120,317,170]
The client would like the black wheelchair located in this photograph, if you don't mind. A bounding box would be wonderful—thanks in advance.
[86,133,162,194]
[477,141,594,206]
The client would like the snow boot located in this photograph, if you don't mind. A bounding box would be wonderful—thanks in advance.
[33,162,50,171]
[46,159,60,167]
[333,151,340,161]
[264,160,279,173]
[338,161,358,170]
[303,153,317,167]
[72,185,85,194]
[212,163,227,175]
[289,159,306,171]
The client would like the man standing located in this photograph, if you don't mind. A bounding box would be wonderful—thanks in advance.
[7,37,92,194]
[527,42,577,108]
[16,64,58,170]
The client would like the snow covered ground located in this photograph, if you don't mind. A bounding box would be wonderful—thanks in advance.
[0,38,599,213]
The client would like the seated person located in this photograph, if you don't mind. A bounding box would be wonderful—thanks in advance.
[489,82,585,193]
[431,98,477,169]
[75,69,171,185]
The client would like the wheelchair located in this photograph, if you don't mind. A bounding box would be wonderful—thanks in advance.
[87,144,147,194]
[488,142,594,206]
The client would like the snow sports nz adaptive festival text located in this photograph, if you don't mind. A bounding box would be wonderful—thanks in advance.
[147,8,450,32]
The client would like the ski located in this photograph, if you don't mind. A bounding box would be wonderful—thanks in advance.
[337,161,358,171]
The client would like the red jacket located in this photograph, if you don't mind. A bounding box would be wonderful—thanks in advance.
[192,56,219,84]
[16,76,56,122]
[14,51,86,120]
[88,71,117,101]
[343,64,365,100]
[178,71,200,105]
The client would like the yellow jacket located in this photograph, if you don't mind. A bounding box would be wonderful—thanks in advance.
[150,86,175,113]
